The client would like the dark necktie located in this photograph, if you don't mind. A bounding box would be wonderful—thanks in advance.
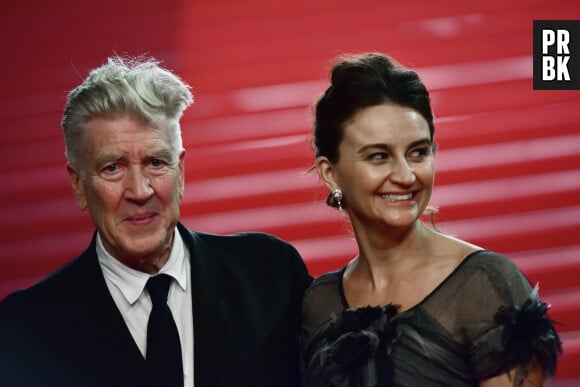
[146,274,183,387]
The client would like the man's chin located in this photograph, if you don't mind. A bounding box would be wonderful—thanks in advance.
[114,243,169,272]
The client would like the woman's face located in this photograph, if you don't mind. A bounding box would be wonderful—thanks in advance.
[318,103,434,232]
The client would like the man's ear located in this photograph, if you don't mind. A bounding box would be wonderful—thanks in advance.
[67,163,88,210]
[178,149,186,199]
[315,156,339,192]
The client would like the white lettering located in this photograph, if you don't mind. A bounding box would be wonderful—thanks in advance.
[557,56,571,80]
[543,29,555,54]
[543,56,555,80]
[557,29,570,54]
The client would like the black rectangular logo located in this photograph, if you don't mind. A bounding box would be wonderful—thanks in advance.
[533,20,580,90]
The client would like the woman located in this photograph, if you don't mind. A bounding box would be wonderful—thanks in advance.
[301,53,562,386]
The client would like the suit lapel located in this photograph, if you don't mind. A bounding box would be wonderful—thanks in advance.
[179,225,230,387]
[71,237,150,387]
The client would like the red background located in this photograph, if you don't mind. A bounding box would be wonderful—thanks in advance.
[1,0,579,381]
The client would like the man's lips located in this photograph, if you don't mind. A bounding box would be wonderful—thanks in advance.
[125,212,157,222]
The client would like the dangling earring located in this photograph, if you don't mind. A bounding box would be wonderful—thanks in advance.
[326,188,344,211]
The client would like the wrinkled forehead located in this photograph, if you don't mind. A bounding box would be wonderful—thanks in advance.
[84,114,178,142]
[81,115,179,158]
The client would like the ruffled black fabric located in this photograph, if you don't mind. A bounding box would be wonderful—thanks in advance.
[493,287,562,385]
[302,252,563,387]
[305,305,399,387]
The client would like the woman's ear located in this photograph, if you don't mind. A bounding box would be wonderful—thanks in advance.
[315,156,338,191]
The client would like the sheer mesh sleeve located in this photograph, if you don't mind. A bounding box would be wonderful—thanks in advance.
[423,251,561,384]
[301,270,345,347]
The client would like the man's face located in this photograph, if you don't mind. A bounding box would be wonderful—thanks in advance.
[67,115,185,273]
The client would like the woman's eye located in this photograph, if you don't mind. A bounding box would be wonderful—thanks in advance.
[368,152,388,161]
[409,147,430,159]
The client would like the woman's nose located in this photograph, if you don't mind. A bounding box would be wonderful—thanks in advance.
[390,158,416,185]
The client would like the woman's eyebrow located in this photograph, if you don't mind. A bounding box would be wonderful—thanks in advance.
[357,138,432,154]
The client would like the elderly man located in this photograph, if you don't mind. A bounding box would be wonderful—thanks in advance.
[0,56,312,387]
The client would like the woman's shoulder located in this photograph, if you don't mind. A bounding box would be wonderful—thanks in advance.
[427,247,534,324]
[309,269,343,289]
[423,233,533,318]
[455,249,528,285]
[433,232,525,286]
[303,268,344,307]
[302,268,346,338]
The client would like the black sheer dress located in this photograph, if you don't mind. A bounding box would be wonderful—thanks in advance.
[301,250,561,387]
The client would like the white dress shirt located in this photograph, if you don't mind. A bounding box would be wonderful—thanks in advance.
[97,228,194,387]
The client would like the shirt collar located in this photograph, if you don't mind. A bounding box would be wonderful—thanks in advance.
[97,227,188,305]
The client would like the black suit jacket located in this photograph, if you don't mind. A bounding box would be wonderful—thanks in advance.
[0,223,312,387]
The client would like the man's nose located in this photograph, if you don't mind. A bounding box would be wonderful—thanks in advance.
[125,166,154,201]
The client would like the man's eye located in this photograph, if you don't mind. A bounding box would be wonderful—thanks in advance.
[150,159,165,167]
[103,164,118,172]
